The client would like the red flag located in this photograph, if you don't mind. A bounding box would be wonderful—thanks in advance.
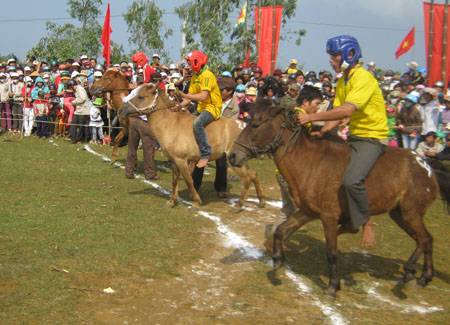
[243,49,250,68]
[395,27,415,59]
[254,6,283,76]
[101,3,112,67]
[424,2,450,87]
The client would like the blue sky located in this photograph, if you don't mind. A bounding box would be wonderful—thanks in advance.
[2,0,432,73]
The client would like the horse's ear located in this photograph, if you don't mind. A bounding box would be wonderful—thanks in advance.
[269,105,283,117]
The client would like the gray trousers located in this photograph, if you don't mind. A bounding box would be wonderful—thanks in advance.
[342,135,386,229]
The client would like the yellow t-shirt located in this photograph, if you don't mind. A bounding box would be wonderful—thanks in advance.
[334,65,388,139]
[293,107,312,132]
[189,67,222,120]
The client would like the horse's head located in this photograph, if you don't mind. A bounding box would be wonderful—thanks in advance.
[229,97,284,167]
[90,69,128,96]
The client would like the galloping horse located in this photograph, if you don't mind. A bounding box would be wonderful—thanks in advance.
[121,83,265,209]
[228,98,450,296]
[90,70,133,163]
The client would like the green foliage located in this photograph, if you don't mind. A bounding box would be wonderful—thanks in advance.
[123,0,173,62]
[27,0,127,64]
[0,53,19,65]
[27,22,102,62]
[67,0,103,29]
[176,0,303,68]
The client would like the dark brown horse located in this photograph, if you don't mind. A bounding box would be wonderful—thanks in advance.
[90,70,133,163]
[120,84,265,209]
[228,98,450,296]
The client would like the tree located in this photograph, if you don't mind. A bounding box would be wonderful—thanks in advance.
[27,0,127,64]
[123,0,173,62]
[175,0,303,69]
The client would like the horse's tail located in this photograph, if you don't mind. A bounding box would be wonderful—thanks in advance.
[434,169,450,214]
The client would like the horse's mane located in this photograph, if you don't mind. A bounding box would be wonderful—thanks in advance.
[104,69,129,83]
[250,97,346,146]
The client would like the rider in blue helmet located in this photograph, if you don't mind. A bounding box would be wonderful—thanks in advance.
[297,35,389,248]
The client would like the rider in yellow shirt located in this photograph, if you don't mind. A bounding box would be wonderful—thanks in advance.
[297,35,388,240]
[178,50,222,168]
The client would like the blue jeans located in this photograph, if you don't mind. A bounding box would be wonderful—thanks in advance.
[35,115,48,138]
[193,110,214,159]
[402,133,420,150]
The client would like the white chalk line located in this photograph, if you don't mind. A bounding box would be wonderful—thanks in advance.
[365,283,443,314]
[84,145,347,324]
[84,145,446,321]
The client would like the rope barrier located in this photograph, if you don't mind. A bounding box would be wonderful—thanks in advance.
[0,115,124,129]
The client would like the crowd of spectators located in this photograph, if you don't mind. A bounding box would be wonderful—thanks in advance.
[0,54,449,170]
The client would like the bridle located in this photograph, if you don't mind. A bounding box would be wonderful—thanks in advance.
[127,90,160,113]
[94,71,130,94]
[234,108,302,157]
[234,122,287,156]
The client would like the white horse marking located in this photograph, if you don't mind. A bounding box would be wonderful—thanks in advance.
[411,151,432,178]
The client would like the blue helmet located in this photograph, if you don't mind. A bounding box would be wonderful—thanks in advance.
[326,35,362,70]
[236,84,246,92]
[221,71,232,78]
[404,94,418,104]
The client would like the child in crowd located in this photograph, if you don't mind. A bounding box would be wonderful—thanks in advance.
[33,90,49,138]
[386,105,398,146]
[47,83,60,137]
[22,76,34,136]
[89,101,105,145]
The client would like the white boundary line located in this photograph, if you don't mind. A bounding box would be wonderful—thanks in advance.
[83,145,446,322]
[83,145,348,324]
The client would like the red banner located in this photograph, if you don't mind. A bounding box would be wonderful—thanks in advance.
[395,26,415,59]
[424,2,449,87]
[255,6,283,77]
[101,3,112,68]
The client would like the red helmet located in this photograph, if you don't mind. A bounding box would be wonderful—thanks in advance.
[185,50,208,72]
[132,52,149,67]
[252,66,262,73]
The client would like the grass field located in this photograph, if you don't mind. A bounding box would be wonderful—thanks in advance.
[0,134,449,324]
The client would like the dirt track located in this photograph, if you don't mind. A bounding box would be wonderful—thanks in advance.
[85,147,449,324]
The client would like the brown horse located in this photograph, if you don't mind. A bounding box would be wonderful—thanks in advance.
[90,69,134,163]
[120,83,265,209]
[228,98,450,296]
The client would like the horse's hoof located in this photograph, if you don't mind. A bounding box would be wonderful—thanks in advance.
[231,206,243,214]
[416,276,431,288]
[402,272,416,284]
[191,201,202,210]
[258,201,266,208]
[273,259,285,271]
[403,280,424,291]
[166,200,176,208]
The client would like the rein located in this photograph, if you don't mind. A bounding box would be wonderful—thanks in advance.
[234,108,302,157]
[128,91,159,113]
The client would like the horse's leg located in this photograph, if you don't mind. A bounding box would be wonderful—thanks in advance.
[111,128,126,164]
[174,158,202,208]
[166,160,180,207]
[389,206,434,286]
[247,165,265,208]
[321,217,340,296]
[273,212,314,270]
[231,166,252,209]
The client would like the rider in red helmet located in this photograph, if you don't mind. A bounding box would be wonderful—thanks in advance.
[132,52,156,85]
[177,50,223,168]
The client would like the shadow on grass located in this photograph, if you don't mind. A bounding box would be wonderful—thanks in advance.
[219,230,450,299]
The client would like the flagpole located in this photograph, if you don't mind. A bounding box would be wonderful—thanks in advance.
[443,0,449,83]
[244,0,249,61]
[257,0,262,63]
[271,1,276,74]
[428,0,435,83]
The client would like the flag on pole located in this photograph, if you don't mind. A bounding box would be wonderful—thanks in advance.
[231,2,247,39]
[395,26,415,59]
[101,3,112,67]
[243,48,250,68]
